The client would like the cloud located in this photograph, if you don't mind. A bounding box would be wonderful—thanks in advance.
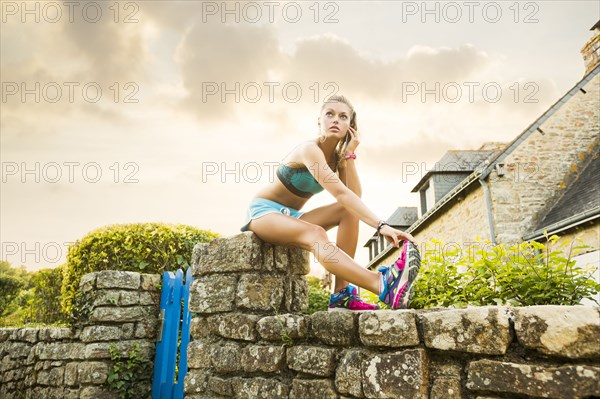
[177,20,285,121]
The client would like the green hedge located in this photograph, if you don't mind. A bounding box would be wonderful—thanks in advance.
[61,223,218,318]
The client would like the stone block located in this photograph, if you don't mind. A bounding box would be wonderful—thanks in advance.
[184,369,208,394]
[79,274,96,292]
[192,233,263,276]
[287,345,336,377]
[92,290,122,307]
[6,342,32,358]
[208,376,233,396]
[37,366,64,386]
[15,328,38,343]
[79,386,118,399]
[241,345,285,373]
[290,379,338,399]
[140,273,162,291]
[84,340,153,361]
[187,341,212,370]
[431,378,463,399]
[189,274,238,314]
[139,291,157,305]
[95,271,140,290]
[231,377,289,399]
[359,310,419,348]
[289,246,311,275]
[420,307,511,355]
[236,274,283,311]
[77,361,108,384]
[256,314,308,342]
[64,362,78,386]
[283,276,309,312]
[119,291,140,306]
[134,319,158,339]
[362,348,429,399]
[37,343,85,360]
[80,326,122,342]
[210,313,259,341]
[90,306,154,323]
[514,305,600,359]
[211,342,242,373]
[467,360,600,399]
[311,311,356,346]
[335,349,365,398]
[190,317,211,339]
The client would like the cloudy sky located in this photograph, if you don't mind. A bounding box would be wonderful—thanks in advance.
[1,0,598,273]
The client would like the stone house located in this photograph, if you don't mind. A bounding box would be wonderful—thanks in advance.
[366,23,600,271]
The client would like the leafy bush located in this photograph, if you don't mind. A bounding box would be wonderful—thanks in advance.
[411,236,600,309]
[27,266,66,324]
[0,261,32,317]
[107,342,149,399]
[62,223,218,318]
[305,276,330,314]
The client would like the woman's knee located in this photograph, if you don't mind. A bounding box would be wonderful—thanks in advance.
[299,224,329,250]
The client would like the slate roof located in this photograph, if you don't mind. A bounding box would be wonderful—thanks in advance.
[411,150,496,192]
[534,153,600,230]
[386,207,419,227]
[363,207,418,246]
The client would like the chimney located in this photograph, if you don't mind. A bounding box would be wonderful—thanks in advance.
[581,20,600,74]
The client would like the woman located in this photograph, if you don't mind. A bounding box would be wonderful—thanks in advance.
[241,95,420,311]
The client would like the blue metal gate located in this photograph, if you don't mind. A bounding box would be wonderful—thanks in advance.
[151,268,194,399]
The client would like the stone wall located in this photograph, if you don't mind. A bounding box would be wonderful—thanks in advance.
[186,233,600,399]
[0,270,161,399]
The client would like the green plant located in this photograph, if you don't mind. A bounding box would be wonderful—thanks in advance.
[411,236,600,309]
[61,223,218,318]
[107,342,148,399]
[305,276,330,314]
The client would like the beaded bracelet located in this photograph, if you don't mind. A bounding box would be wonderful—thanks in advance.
[343,153,356,160]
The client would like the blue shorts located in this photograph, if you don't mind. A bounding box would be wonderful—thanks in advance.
[241,198,304,232]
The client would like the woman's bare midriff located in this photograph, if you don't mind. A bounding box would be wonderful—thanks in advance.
[252,139,333,211]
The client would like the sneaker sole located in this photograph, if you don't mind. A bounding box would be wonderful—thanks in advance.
[328,307,376,312]
[395,242,421,309]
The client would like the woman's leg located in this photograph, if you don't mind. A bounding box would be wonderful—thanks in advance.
[298,202,359,292]
[248,213,380,294]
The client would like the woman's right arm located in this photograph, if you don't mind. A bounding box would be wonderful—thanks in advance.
[300,144,416,246]
[301,144,380,227]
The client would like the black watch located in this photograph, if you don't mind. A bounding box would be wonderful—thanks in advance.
[376,220,389,235]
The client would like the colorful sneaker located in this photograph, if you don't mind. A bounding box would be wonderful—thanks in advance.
[378,240,421,309]
[328,285,380,312]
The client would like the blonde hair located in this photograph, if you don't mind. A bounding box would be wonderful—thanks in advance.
[320,94,358,170]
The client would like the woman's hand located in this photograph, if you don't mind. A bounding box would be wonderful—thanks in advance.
[345,126,360,153]
[380,224,417,248]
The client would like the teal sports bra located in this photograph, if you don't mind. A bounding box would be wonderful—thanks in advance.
[276,163,324,198]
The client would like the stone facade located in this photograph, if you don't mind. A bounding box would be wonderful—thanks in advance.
[406,68,599,254]
[185,233,600,399]
[0,271,161,399]
[489,73,600,244]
